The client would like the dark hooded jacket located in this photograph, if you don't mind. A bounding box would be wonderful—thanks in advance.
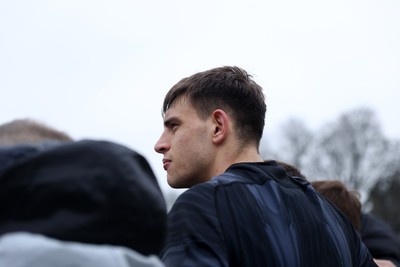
[361,212,400,266]
[0,140,167,256]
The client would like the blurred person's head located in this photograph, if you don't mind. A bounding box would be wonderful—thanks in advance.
[0,118,72,146]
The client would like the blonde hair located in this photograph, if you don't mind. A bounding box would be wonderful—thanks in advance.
[0,119,72,146]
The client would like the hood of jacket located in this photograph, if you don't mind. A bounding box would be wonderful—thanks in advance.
[0,140,167,256]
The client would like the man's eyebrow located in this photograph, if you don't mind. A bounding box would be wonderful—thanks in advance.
[163,117,179,127]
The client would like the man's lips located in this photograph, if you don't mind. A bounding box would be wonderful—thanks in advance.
[162,159,171,170]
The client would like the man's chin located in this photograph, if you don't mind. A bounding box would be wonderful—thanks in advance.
[167,177,191,189]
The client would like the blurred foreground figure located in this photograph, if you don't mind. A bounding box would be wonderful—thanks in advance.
[154,66,377,267]
[0,119,166,267]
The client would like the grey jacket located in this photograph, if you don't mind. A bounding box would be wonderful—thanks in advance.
[0,232,165,267]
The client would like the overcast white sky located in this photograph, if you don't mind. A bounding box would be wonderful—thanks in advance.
[1,0,399,194]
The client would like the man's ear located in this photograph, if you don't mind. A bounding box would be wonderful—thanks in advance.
[211,109,229,144]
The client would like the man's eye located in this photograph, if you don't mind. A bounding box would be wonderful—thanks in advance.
[167,123,177,130]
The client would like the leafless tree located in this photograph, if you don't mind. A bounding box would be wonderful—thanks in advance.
[369,166,400,236]
[261,118,313,170]
[264,107,400,202]
[306,108,395,196]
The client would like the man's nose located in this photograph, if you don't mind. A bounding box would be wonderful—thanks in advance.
[154,134,169,154]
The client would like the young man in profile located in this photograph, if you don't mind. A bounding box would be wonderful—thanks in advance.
[154,66,377,266]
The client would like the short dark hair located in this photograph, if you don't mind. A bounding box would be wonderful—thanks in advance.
[162,66,266,146]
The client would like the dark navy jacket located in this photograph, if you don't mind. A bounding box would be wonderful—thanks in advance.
[161,161,377,267]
